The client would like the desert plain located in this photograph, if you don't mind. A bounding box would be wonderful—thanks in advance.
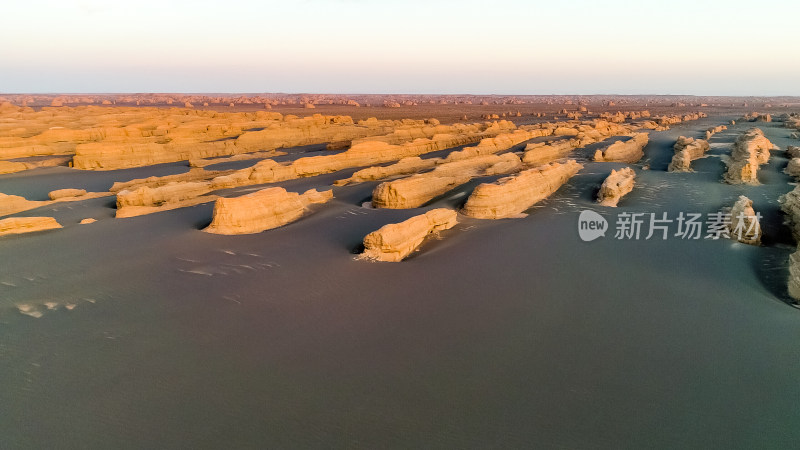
[1,93,800,447]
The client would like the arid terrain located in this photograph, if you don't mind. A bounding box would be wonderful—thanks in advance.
[2,94,800,448]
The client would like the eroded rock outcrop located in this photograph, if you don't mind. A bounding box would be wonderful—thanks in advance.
[785,158,800,178]
[705,125,727,140]
[0,193,48,217]
[360,208,458,262]
[727,195,761,245]
[461,160,583,219]
[597,168,635,207]
[116,181,214,218]
[204,187,332,235]
[724,128,775,184]
[0,217,62,237]
[779,186,800,299]
[522,140,577,166]
[49,188,87,200]
[188,150,285,168]
[372,153,522,209]
[593,133,649,163]
[335,157,438,185]
[668,137,710,172]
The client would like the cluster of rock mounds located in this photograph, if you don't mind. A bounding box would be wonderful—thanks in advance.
[367,119,638,210]
[211,121,517,191]
[724,128,776,184]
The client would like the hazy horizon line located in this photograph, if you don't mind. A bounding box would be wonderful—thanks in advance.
[4,92,800,98]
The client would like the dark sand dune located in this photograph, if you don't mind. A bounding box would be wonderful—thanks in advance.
[1,117,800,448]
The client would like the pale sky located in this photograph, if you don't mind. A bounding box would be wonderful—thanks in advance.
[1,0,798,95]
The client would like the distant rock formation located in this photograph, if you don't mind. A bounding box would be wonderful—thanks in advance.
[727,195,761,245]
[73,114,392,170]
[668,136,710,172]
[461,160,583,219]
[212,121,517,190]
[204,187,332,235]
[0,217,62,237]
[724,128,775,184]
[597,167,635,207]
[593,133,649,163]
[360,208,458,262]
[705,125,727,140]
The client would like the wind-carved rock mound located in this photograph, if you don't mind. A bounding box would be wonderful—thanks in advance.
[785,158,800,178]
[705,125,727,140]
[0,217,62,237]
[522,140,577,166]
[109,168,224,193]
[335,157,438,186]
[597,168,635,207]
[48,188,87,200]
[204,187,333,235]
[668,136,710,172]
[779,186,800,300]
[593,133,649,163]
[461,160,583,219]
[360,208,458,262]
[727,195,761,245]
[443,128,551,162]
[0,193,48,217]
[724,128,775,184]
[116,181,215,218]
[371,153,522,209]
